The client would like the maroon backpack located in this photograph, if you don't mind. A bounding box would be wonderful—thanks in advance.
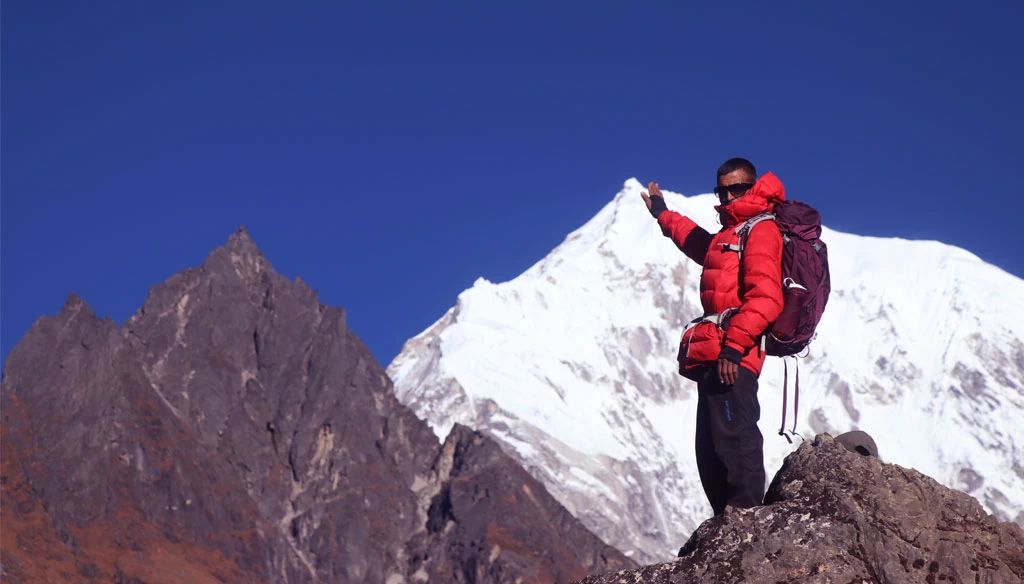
[736,200,831,357]
[736,200,830,441]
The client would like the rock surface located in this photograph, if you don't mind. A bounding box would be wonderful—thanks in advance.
[577,435,1024,584]
[0,228,634,583]
[410,424,633,583]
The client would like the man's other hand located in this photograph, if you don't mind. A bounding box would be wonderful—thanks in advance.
[718,358,739,385]
[641,182,668,218]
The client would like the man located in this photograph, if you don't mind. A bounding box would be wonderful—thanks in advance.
[641,158,784,515]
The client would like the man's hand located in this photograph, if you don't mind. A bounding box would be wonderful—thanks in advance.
[641,182,668,219]
[718,358,739,385]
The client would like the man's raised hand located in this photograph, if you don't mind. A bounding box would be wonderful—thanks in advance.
[641,182,668,219]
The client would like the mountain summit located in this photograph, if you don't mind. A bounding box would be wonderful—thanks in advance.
[1,231,634,583]
[389,178,1024,563]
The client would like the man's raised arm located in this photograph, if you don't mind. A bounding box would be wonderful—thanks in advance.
[642,182,713,265]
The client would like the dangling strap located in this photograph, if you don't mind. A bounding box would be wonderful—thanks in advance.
[779,359,792,444]
[792,359,800,436]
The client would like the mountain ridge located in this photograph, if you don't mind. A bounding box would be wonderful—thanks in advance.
[1,229,635,583]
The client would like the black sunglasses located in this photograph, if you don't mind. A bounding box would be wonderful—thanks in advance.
[714,183,754,198]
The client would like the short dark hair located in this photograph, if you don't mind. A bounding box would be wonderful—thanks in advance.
[717,158,757,183]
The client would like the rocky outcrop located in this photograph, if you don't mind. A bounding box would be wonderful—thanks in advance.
[409,424,632,583]
[0,228,634,583]
[577,435,1024,584]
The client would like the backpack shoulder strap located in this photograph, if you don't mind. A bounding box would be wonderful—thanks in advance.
[729,212,775,258]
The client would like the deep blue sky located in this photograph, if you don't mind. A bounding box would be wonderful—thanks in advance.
[3,1,1022,366]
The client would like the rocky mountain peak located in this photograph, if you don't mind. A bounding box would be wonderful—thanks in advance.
[60,292,94,316]
[219,225,271,282]
[1,231,633,583]
[185,226,273,290]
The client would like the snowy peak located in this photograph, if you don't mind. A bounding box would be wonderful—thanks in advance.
[389,179,1024,563]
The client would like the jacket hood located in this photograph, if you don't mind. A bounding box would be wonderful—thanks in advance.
[715,171,786,227]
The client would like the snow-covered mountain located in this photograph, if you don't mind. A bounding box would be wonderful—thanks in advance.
[387,178,1024,564]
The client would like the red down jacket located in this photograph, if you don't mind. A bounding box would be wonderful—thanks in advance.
[657,172,785,379]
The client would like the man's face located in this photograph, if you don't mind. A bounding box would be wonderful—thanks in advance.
[715,169,755,204]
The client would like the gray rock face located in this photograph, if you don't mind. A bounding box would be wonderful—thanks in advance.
[0,229,634,583]
[577,435,1024,584]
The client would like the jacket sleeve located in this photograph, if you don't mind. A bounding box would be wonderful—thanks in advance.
[723,221,784,354]
[656,211,713,266]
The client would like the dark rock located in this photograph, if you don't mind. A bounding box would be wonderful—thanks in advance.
[576,435,1024,584]
[408,424,635,583]
[1,229,635,583]
[834,429,879,458]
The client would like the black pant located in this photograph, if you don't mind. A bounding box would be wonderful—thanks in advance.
[694,366,765,515]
